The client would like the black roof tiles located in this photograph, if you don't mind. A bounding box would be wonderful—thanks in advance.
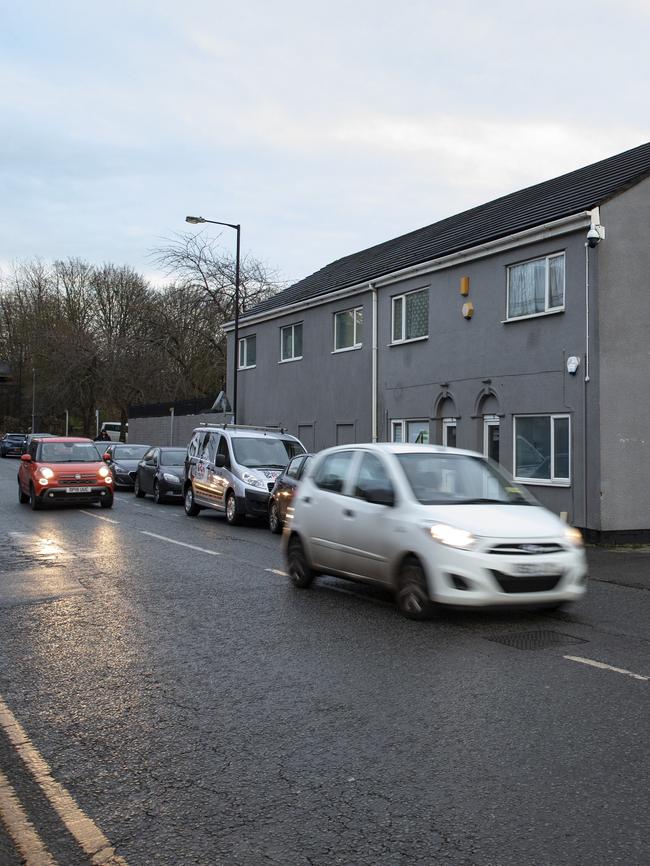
[243,142,650,320]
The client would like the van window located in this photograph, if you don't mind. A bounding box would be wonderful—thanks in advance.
[217,435,231,469]
[230,436,304,469]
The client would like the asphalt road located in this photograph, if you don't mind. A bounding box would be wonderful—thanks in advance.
[0,457,648,866]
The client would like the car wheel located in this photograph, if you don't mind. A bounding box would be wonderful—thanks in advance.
[134,474,145,498]
[184,485,200,517]
[225,491,243,526]
[18,483,29,504]
[396,558,435,621]
[29,484,42,511]
[153,480,165,505]
[287,536,315,588]
[268,500,282,534]
[100,494,114,509]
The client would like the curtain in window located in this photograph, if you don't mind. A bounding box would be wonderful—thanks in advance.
[549,256,564,308]
[335,311,355,350]
[294,324,303,357]
[405,291,428,339]
[393,298,403,341]
[509,259,545,317]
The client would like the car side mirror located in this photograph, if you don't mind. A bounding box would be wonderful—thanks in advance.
[214,454,226,468]
[363,484,395,507]
[20,453,32,463]
[103,453,111,461]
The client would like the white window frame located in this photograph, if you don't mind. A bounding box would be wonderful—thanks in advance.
[280,322,303,363]
[391,419,429,444]
[391,288,429,344]
[238,335,256,370]
[513,413,571,486]
[483,415,499,459]
[442,418,457,447]
[506,252,565,321]
[333,306,363,352]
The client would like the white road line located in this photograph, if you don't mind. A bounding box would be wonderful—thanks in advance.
[0,697,128,866]
[0,769,58,866]
[79,510,120,525]
[564,655,649,682]
[140,531,220,556]
[265,568,288,576]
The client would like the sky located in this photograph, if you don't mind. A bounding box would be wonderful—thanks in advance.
[1,0,648,288]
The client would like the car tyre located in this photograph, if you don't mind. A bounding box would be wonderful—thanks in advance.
[396,558,435,621]
[18,483,29,504]
[287,536,315,588]
[100,494,114,509]
[225,491,243,526]
[268,500,282,534]
[153,480,165,505]
[29,485,42,511]
[134,474,145,498]
[184,485,201,517]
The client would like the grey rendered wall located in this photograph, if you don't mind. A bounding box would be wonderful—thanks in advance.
[229,230,592,524]
[598,175,650,531]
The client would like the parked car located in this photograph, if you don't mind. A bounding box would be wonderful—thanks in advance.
[268,453,313,533]
[134,447,186,503]
[184,424,306,524]
[1,433,27,457]
[22,432,55,454]
[100,421,128,442]
[17,437,113,510]
[284,443,587,620]
[102,443,151,488]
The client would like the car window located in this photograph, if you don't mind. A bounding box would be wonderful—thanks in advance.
[39,442,102,463]
[142,448,156,463]
[161,449,187,465]
[313,451,355,494]
[354,452,394,499]
[286,456,305,480]
[231,436,304,469]
[199,433,213,461]
[113,445,150,460]
[216,435,231,468]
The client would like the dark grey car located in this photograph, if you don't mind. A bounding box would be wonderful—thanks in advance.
[103,443,151,488]
[134,447,186,503]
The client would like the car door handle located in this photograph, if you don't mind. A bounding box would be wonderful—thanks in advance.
[343,508,355,518]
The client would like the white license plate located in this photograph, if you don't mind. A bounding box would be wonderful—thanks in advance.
[66,486,92,493]
[514,563,560,576]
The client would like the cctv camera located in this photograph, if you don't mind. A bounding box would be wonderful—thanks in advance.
[587,225,601,248]
[567,356,580,375]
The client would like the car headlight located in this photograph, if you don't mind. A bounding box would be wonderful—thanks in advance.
[98,465,110,477]
[242,471,266,489]
[39,467,54,479]
[112,463,125,472]
[428,523,476,549]
[564,526,584,548]
[163,473,180,483]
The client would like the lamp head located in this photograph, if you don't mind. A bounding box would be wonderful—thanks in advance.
[185,215,205,224]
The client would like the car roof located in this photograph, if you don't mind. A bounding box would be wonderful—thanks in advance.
[37,437,94,443]
[159,445,185,450]
[318,442,484,459]
[193,426,300,440]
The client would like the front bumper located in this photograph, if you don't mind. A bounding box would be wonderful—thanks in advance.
[242,488,271,517]
[160,479,183,498]
[113,470,136,488]
[39,485,113,504]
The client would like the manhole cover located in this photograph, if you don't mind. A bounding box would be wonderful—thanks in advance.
[486,629,588,650]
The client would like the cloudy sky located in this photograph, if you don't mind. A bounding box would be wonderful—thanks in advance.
[1,0,648,286]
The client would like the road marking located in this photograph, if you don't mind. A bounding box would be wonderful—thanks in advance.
[0,697,128,865]
[564,655,649,682]
[140,531,220,556]
[265,568,287,576]
[80,510,120,525]
[0,769,57,866]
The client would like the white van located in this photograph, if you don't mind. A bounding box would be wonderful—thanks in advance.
[101,421,128,442]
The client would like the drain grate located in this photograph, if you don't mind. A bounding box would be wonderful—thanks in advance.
[486,629,588,651]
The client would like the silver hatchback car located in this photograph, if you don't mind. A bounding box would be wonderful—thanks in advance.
[284,443,587,619]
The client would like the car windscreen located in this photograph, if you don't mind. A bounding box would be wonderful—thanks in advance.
[396,453,536,505]
[231,437,305,469]
[6,434,25,440]
[39,443,103,463]
[161,449,186,465]
[112,445,149,460]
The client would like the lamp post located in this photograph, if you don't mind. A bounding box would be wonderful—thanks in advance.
[186,215,241,424]
[31,368,35,433]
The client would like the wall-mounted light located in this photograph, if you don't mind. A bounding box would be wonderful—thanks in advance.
[460,276,470,296]
[567,355,581,375]
[462,301,474,319]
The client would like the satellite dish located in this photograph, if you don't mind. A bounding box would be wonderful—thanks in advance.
[211,390,232,413]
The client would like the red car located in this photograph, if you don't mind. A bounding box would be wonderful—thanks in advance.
[17,437,114,510]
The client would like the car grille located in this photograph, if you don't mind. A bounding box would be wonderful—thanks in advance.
[488,543,564,555]
[490,570,563,593]
[57,473,97,485]
[129,471,137,480]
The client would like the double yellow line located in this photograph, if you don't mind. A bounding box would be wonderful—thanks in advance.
[0,696,128,866]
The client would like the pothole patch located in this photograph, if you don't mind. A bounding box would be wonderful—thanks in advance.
[485,629,588,651]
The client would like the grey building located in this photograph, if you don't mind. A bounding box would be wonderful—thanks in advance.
[227,143,650,542]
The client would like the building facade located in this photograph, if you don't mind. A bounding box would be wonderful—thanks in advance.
[226,144,650,541]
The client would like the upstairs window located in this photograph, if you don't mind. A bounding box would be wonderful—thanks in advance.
[280,323,303,362]
[334,307,363,351]
[392,288,428,343]
[238,335,256,369]
[507,253,565,319]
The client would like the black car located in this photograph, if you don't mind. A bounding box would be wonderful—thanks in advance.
[134,447,186,503]
[1,433,27,457]
[22,433,55,455]
[268,453,313,533]
[103,443,151,488]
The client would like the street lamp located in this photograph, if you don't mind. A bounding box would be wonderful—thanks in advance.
[186,215,241,424]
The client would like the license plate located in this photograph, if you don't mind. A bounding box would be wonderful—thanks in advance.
[66,486,91,493]
[514,563,561,576]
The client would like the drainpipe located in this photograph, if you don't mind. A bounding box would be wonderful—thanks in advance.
[371,283,378,442]
[583,207,604,531]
